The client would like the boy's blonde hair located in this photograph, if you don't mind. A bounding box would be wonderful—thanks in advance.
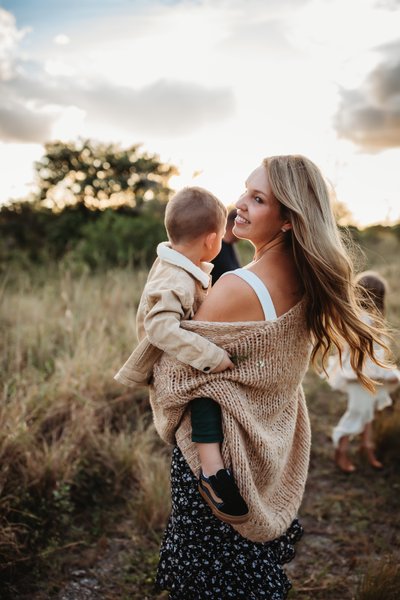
[165,187,227,244]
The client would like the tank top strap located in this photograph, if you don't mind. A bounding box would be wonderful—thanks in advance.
[221,268,277,321]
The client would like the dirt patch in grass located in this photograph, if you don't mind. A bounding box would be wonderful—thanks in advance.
[286,372,400,599]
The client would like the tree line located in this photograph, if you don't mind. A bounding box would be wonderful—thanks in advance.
[1,139,399,271]
[0,139,176,269]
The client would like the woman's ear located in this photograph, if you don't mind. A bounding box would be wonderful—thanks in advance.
[205,231,217,249]
[281,222,292,232]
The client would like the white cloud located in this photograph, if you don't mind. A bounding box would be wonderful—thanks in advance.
[53,34,70,45]
[334,39,400,151]
[44,60,76,77]
[0,102,56,143]
[0,8,29,81]
[201,0,310,15]
[0,4,235,145]
[218,18,298,58]
[82,79,235,137]
[375,0,400,9]
[0,72,234,143]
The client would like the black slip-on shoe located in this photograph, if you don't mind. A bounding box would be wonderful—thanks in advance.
[198,469,250,524]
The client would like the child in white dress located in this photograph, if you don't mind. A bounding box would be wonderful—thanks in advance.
[326,271,400,472]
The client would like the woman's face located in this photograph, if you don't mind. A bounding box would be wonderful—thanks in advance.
[233,165,288,246]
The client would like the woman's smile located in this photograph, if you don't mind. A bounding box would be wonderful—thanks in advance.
[235,213,250,225]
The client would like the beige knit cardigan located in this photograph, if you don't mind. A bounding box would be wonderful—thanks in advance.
[150,298,312,542]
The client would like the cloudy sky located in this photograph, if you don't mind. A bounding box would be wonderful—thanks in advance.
[1,0,400,226]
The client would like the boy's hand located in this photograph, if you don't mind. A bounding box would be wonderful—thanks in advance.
[210,351,235,373]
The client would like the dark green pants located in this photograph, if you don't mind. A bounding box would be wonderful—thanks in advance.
[190,397,223,443]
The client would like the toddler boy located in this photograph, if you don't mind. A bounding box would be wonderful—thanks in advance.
[114,186,249,523]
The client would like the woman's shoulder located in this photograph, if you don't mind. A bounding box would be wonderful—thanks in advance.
[194,271,262,322]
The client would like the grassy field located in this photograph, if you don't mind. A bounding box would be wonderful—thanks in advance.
[0,229,399,599]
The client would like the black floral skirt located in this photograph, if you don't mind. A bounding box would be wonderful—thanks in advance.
[155,446,303,600]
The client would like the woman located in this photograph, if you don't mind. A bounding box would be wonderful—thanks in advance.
[151,155,389,599]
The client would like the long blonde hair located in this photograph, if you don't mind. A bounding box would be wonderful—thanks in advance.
[264,154,389,391]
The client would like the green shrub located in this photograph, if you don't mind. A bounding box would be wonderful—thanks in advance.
[68,210,166,268]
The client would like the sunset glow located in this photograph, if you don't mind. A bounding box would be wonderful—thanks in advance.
[1,0,400,226]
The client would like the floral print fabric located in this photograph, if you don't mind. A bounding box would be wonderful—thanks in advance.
[156,446,303,600]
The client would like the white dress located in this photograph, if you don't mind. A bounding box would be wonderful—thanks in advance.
[325,313,400,447]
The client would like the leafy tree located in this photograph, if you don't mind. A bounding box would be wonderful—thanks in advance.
[0,140,177,267]
[0,200,52,262]
[35,139,177,212]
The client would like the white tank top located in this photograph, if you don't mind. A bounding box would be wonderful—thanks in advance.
[221,268,277,321]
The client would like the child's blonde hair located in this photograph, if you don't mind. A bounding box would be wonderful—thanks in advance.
[165,187,227,244]
[355,270,387,315]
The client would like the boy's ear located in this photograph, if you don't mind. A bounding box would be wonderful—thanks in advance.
[205,231,217,249]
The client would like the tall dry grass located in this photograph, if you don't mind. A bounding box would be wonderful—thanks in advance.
[356,558,400,600]
[1,229,399,594]
[0,265,171,572]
